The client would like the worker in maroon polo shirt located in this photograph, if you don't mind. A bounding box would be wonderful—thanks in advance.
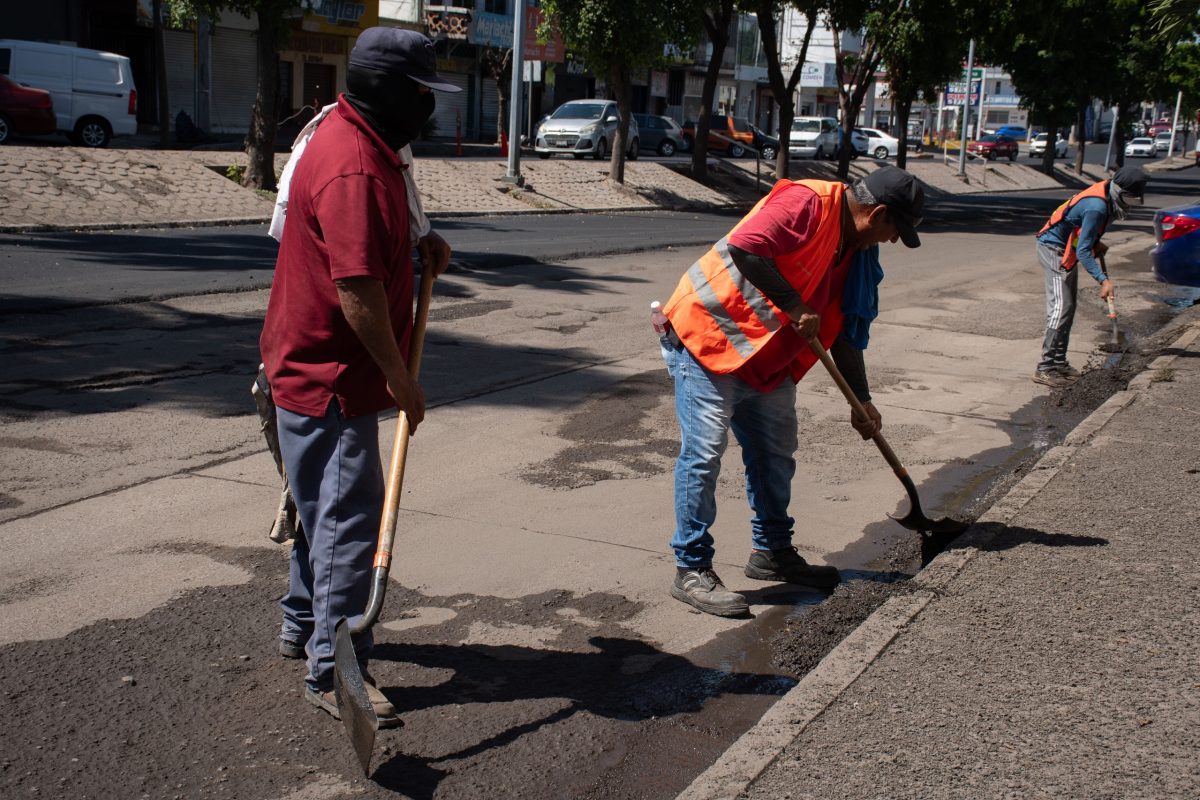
[259,27,459,728]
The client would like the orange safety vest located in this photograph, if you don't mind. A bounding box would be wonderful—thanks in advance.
[663,179,847,377]
[1037,180,1109,269]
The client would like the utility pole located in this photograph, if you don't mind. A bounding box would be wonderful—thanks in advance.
[956,38,974,177]
[1103,105,1118,171]
[1168,90,1182,158]
[504,0,526,185]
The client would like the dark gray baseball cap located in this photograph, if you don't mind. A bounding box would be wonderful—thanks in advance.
[350,27,462,93]
[1111,165,1148,199]
[858,166,925,248]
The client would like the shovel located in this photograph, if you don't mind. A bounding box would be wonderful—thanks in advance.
[1097,254,1124,358]
[806,335,968,537]
[333,259,436,776]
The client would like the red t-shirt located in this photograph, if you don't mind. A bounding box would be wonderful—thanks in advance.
[260,96,413,418]
[726,182,849,392]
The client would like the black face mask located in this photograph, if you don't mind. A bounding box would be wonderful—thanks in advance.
[345,66,436,150]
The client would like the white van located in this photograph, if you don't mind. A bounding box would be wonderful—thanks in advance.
[0,39,137,147]
[787,116,838,159]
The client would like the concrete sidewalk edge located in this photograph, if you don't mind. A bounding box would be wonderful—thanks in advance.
[674,315,1200,800]
[0,203,746,235]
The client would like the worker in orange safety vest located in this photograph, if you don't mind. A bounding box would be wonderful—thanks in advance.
[1032,165,1147,387]
[657,166,924,617]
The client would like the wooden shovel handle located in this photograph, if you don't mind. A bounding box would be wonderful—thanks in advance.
[352,261,436,635]
[375,261,436,569]
[805,335,907,477]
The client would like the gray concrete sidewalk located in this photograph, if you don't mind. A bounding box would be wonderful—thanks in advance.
[2,142,1191,233]
[679,306,1200,800]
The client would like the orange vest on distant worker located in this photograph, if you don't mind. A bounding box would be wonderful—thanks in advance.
[663,179,846,376]
[1037,180,1110,269]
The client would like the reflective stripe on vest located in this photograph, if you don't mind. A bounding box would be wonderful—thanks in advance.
[684,236,783,358]
[664,179,846,375]
[1038,181,1109,269]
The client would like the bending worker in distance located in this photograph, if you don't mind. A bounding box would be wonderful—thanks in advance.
[658,166,925,618]
[1033,165,1148,387]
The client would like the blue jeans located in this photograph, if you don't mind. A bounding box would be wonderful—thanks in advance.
[276,403,383,692]
[662,337,798,568]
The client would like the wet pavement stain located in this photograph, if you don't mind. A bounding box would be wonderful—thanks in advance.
[518,370,678,489]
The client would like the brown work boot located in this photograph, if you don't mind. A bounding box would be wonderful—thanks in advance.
[744,547,841,589]
[671,568,750,617]
[1032,369,1072,388]
[304,675,402,729]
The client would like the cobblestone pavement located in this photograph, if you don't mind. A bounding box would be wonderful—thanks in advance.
[0,144,1191,232]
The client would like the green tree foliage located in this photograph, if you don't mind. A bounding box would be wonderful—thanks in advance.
[876,0,972,169]
[540,0,700,183]
[171,0,296,191]
[825,0,910,178]
[979,0,1148,174]
[1149,0,1200,41]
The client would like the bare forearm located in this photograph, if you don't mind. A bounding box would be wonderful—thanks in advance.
[335,277,408,380]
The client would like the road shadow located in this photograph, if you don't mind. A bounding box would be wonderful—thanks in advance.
[1,252,649,420]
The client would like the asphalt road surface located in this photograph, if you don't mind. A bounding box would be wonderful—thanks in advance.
[2,176,1198,800]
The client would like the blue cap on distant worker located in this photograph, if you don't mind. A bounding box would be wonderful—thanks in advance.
[350,28,462,93]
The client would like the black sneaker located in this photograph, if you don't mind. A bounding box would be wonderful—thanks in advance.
[671,568,750,617]
[744,547,841,589]
[279,638,306,660]
[1054,363,1082,379]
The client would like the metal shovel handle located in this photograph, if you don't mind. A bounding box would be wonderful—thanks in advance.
[352,260,436,635]
[805,335,907,478]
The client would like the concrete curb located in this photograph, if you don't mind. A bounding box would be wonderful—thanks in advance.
[674,315,1200,800]
[0,203,748,235]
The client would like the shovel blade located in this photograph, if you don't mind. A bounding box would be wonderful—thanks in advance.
[890,509,970,535]
[333,618,377,776]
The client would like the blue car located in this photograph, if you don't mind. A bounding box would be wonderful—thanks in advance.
[1152,202,1200,287]
[994,125,1027,139]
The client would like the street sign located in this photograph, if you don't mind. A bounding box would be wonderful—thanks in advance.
[963,67,983,79]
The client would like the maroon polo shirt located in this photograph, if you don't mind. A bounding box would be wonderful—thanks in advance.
[260,95,413,418]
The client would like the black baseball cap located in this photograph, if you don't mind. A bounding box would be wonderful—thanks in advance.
[1111,165,1148,199]
[350,27,462,93]
[859,166,925,248]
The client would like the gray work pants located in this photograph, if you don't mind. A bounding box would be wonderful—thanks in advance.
[276,403,383,692]
[1037,241,1078,372]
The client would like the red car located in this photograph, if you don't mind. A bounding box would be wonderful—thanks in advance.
[0,74,56,144]
[967,134,1019,161]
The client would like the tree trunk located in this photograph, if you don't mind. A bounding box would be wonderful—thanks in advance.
[1041,124,1056,175]
[758,4,814,180]
[152,0,169,146]
[692,3,732,183]
[609,62,630,184]
[835,57,875,180]
[243,9,281,191]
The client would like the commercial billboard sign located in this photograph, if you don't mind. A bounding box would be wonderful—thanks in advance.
[470,2,564,62]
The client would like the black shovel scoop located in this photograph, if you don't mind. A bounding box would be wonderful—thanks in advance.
[333,260,436,776]
[807,335,969,537]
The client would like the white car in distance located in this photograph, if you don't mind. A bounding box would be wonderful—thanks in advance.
[1030,132,1069,158]
[857,127,900,159]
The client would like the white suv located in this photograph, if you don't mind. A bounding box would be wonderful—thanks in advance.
[535,100,639,160]
[786,116,837,159]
